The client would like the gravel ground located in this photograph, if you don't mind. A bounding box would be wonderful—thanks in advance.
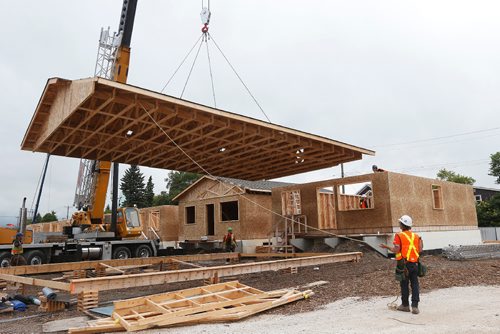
[148,285,500,334]
[1,242,499,333]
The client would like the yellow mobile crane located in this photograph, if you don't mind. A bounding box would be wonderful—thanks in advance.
[72,0,141,239]
[0,0,164,266]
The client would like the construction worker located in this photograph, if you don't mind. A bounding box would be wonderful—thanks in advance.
[380,215,424,314]
[223,227,237,253]
[372,165,386,172]
[10,232,27,266]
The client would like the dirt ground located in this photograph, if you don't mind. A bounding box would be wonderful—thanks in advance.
[1,242,499,333]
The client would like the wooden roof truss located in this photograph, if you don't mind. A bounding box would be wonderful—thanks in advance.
[69,281,313,333]
[22,77,374,181]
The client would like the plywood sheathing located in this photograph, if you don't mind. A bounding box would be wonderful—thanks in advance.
[175,177,273,241]
[387,172,478,230]
[139,205,179,241]
[21,77,374,181]
[272,172,478,235]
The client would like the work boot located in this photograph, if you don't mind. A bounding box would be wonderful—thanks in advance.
[412,306,420,314]
[397,304,410,312]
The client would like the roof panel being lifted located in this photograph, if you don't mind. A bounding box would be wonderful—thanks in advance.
[21,77,374,181]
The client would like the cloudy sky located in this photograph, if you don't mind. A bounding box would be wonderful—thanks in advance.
[1,0,499,224]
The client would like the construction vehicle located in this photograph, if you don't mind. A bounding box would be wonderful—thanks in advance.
[0,0,176,266]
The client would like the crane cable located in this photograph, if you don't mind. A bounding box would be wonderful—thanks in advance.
[208,32,271,123]
[161,2,272,124]
[180,37,204,99]
[139,102,371,246]
[206,37,217,108]
[160,34,203,94]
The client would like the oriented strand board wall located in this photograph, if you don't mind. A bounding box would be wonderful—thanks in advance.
[272,173,393,234]
[177,178,273,241]
[28,220,71,233]
[139,205,179,241]
[387,173,477,230]
[272,172,478,235]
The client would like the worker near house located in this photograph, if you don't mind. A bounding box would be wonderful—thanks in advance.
[379,215,423,315]
[223,227,237,252]
[372,165,386,172]
[10,232,27,266]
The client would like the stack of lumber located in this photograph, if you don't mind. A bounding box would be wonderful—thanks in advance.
[69,281,313,333]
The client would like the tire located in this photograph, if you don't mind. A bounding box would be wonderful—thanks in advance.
[112,246,132,259]
[24,250,47,265]
[134,245,153,258]
[0,252,12,267]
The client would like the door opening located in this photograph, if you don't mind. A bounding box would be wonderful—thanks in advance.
[206,204,215,236]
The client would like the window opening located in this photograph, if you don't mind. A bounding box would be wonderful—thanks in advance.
[186,206,196,224]
[337,182,374,211]
[221,201,239,221]
[432,185,444,209]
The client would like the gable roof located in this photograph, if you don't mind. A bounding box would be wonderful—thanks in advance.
[173,175,294,201]
[21,77,375,181]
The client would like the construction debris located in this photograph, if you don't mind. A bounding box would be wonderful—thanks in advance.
[442,244,500,260]
[68,281,313,333]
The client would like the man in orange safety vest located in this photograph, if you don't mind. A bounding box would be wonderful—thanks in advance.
[380,215,424,314]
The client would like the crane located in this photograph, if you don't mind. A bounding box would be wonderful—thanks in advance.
[72,0,141,239]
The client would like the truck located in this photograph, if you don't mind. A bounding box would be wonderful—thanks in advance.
[0,0,181,266]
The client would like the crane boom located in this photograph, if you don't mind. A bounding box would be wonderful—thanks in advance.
[72,0,141,239]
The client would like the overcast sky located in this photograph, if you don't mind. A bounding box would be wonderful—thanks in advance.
[1,0,499,224]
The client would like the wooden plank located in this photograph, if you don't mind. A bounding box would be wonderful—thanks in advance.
[0,274,71,291]
[240,252,331,258]
[0,253,239,276]
[69,253,361,294]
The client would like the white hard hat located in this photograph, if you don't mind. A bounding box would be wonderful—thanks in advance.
[398,215,413,227]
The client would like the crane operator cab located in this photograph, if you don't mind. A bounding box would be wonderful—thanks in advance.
[72,206,143,239]
[114,207,142,238]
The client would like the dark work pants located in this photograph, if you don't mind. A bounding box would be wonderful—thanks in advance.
[400,262,419,307]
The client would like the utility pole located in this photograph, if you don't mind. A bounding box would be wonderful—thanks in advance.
[65,205,71,219]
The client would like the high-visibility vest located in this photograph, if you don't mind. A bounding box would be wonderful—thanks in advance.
[11,241,23,255]
[395,231,420,263]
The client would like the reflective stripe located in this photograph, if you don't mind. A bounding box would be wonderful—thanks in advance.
[400,232,419,260]
[396,231,420,262]
[11,245,23,255]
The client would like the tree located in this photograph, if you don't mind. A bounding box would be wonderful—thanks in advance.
[436,168,475,185]
[165,171,201,204]
[41,211,58,222]
[489,152,500,184]
[152,191,171,206]
[144,176,155,207]
[120,165,146,208]
[104,204,111,214]
[28,213,43,225]
[476,194,500,227]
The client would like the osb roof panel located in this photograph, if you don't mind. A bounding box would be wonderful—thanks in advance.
[21,77,375,181]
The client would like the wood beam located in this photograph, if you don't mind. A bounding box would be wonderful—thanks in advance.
[69,253,362,294]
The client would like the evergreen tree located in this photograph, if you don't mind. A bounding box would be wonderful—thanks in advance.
[120,165,146,208]
[165,171,201,204]
[145,176,155,207]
